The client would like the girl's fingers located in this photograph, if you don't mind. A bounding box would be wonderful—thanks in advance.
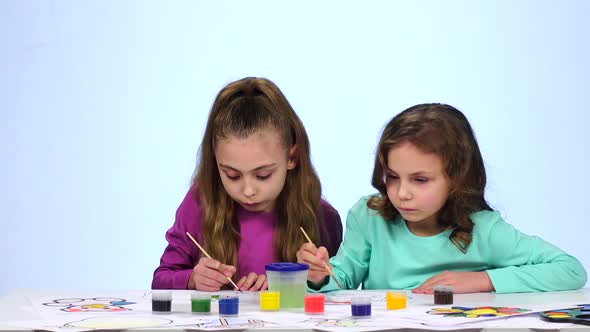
[198,265,230,284]
[317,246,329,259]
[415,273,451,293]
[236,276,247,290]
[196,258,236,284]
[193,273,224,290]
[240,272,258,290]
[300,242,319,253]
[300,251,328,268]
[250,274,267,291]
[199,257,221,270]
[193,263,227,288]
[309,266,327,272]
[413,278,435,293]
[219,264,237,277]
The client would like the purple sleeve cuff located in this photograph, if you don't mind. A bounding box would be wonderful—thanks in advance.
[173,269,193,289]
[152,268,193,289]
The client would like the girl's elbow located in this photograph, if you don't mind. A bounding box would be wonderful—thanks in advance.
[564,260,588,290]
[573,267,588,289]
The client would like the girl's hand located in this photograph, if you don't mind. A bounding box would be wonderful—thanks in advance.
[412,271,494,294]
[296,242,330,285]
[236,272,268,291]
[188,257,237,291]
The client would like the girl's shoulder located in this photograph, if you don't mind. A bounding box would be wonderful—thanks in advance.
[469,209,506,231]
[342,195,403,237]
[319,198,342,229]
[348,194,391,221]
[319,198,339,217]
[174,186,203,224]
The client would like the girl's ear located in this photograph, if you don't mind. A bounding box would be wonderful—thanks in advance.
[287,145,298,170]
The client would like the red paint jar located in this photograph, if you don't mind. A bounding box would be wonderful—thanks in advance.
[304,294,325,314]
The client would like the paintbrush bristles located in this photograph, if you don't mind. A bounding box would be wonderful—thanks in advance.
[185,231,242,292]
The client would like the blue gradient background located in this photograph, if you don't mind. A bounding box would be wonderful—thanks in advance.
[1,1,588,294]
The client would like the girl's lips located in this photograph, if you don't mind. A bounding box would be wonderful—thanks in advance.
[398,207,416,212]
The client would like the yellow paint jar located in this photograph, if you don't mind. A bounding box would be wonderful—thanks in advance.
[259,291,280,311]
[386,291,407,310]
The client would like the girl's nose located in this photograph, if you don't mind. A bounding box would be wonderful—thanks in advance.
[398,182,412,200]
[242,180,256,197]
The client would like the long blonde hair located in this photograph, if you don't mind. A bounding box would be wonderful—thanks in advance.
[194,77,322,267]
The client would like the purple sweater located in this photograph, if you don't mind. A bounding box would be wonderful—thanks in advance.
[152,189,343,289]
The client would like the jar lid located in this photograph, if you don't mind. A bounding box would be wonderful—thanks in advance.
[265,262,309,271]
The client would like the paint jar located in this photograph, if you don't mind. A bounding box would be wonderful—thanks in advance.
[386,291,407,310]
[190,293,211,314]
[218,295,239,317]
[304,294,325,315]
[434,286,454,305]
[151,290,172,312]
[259,291,280,311]
[351,296,372,318]
[266,262,309,310]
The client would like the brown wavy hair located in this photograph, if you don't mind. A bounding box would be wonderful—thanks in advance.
[367,103,492,253]
[193,77,322,269]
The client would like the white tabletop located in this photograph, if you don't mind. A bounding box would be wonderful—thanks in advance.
[1,288,589,331]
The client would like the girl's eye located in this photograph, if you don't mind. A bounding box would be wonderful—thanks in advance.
[256,173,272,180]
[414,177,429,183]
[386,174,399,180]
[226,174,240,181]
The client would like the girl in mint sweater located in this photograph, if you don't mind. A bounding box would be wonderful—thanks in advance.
[297,103,586,294]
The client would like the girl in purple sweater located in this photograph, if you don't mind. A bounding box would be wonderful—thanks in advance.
[152,77,342,291]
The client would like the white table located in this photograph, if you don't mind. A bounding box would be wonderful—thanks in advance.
[1,288,589,331]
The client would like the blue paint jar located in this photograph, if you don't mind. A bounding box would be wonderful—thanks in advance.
[351,296,371,318]
[218,295,239,317]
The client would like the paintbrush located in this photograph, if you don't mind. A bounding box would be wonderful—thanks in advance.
[185,231,242,293]
[299,226,342,289]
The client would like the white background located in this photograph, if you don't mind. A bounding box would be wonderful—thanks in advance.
[1,1,588,294]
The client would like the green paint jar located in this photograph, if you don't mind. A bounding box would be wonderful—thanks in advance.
[191,293,211,313]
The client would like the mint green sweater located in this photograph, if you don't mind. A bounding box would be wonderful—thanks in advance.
[313,196,586,293]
